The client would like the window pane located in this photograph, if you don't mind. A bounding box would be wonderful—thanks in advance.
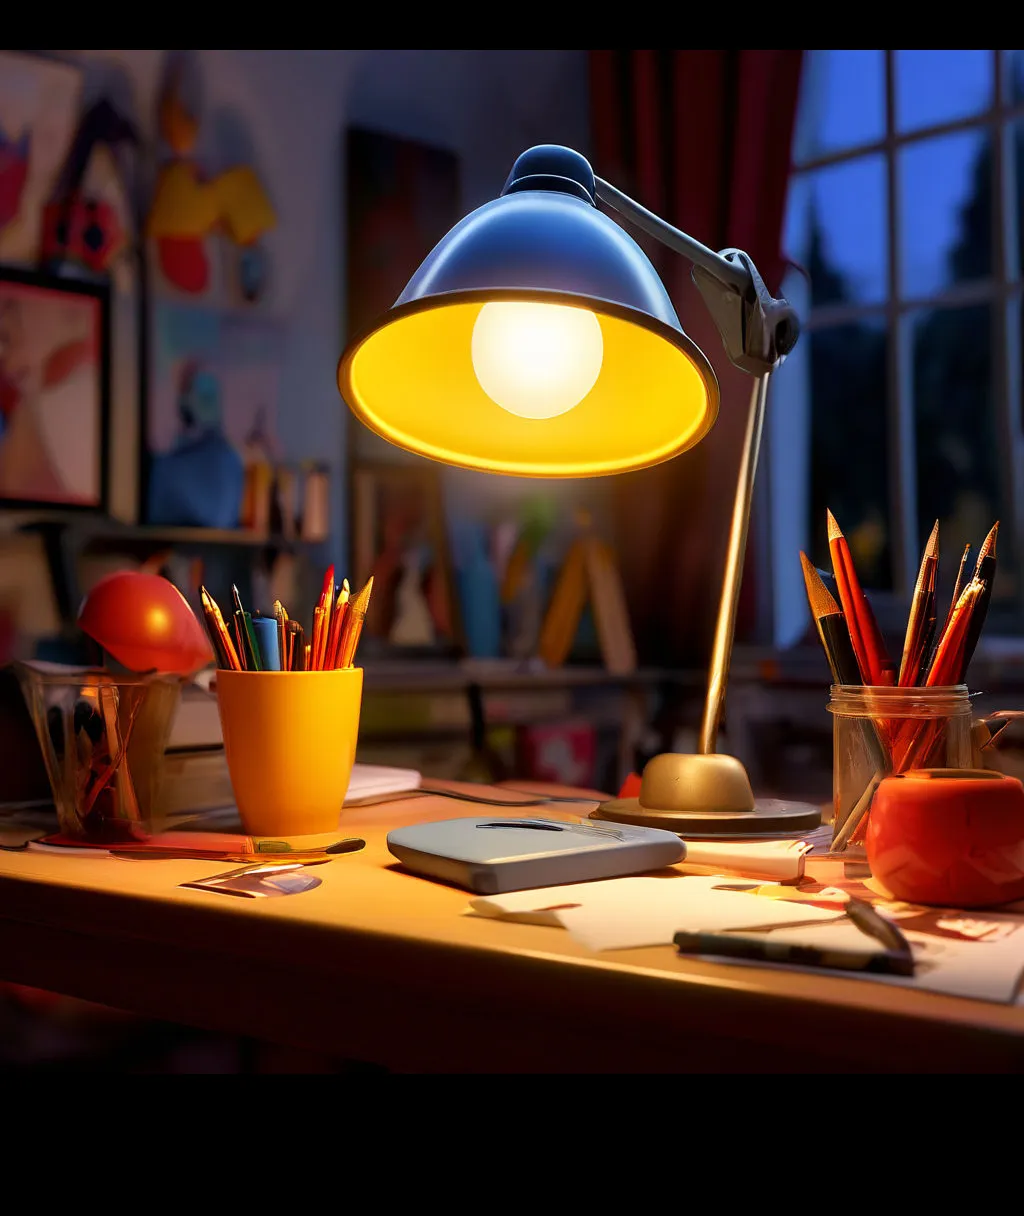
[899,131,992,297]
[1013,119,1024,281]
[784,156,888,306]
[911,303,1009,604]
[895,50,992,133]
[1005,50,1024,103]
[809,320,892,590]
[792,50,885,164]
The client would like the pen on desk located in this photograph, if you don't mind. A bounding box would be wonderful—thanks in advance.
[844,896,913,959]
[672,930,916,976]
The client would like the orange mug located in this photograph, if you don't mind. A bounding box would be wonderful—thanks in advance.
[865,768,1024,908]
[215,667,363,838]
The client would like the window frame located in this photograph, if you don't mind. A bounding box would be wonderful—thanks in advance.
[773,48,1024,641]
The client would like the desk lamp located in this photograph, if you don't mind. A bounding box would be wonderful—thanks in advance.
[338,144,818,835]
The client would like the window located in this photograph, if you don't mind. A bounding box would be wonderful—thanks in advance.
[769,49,1024,648]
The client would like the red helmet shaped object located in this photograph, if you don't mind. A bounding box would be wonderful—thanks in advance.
[78,570,212,675]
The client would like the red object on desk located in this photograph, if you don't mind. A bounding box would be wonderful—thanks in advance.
[866,769,1024,908]
[78,570,213,675]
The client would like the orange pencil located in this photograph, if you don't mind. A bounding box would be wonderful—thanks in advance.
[893,577,984,772]
[313,564,336,670]
[201,587,241,671]
[312,605,327,670]
[326,579,350,669]
[339,576,373,668]
[827,510,894,685]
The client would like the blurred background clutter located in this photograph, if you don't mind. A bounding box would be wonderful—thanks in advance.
[4,49,1024,1070]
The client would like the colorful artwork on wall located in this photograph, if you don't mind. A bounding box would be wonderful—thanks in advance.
[144,300,284,528]
[145,56,276,306]
[0,52,84,264]
[0,266,108,508]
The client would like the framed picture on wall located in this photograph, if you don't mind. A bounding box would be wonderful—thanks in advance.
[352,461,463,657]
[0,265,110,509]
[143,299,285,529]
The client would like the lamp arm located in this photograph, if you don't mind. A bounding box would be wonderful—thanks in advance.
[698,371,770,753]
[594,176,749,292]
[594,176,799,377]
[596,174,800,756]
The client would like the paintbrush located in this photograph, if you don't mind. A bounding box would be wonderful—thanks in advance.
[961,522,998,677]
[898,519,939,687]
[827,510,894,685]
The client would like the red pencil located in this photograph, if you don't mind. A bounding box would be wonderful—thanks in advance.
[827,510,894,685]
[311,564,335,670]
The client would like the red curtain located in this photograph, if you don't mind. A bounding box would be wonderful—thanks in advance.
[589,50,804,668]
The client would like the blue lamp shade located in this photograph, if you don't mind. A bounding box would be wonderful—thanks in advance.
[338,145,720,478]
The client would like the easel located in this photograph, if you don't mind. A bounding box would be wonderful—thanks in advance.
[538,511,637,674]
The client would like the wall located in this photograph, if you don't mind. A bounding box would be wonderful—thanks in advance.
[67,49,593,569]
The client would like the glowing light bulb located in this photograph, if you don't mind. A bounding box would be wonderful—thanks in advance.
[471,301,603,419]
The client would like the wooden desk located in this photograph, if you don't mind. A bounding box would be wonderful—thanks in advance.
[2,784,1024,1073]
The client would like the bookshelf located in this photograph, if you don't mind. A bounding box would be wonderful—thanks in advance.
[2,510,325,626]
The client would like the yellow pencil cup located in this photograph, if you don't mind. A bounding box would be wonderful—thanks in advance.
[215,667,363,838]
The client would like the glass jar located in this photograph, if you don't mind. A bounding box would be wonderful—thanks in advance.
[826,684,973,856]
[15,662,183,843]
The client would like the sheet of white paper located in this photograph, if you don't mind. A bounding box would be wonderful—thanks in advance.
[468,875,844,951]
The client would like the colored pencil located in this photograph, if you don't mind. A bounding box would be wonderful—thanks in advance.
[273,599,289,671]
[326,579,350,669]
[800,551,861,686]
[897,519,939,687]
[231,584,262,671]
[827,510,894,685]
[339,576,373,668]
[200,586,241,671]
[800,552,889,777]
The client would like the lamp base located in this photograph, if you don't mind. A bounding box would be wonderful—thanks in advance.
[590,751,821,837]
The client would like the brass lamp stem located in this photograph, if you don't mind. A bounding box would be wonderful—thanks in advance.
[698,372,770,754]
